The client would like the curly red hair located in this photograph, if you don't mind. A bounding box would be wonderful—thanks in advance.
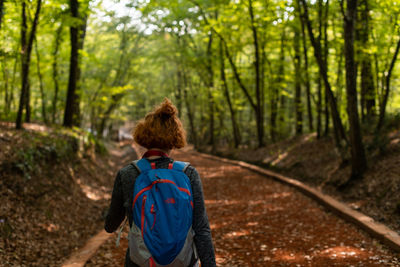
[133,98,186,150]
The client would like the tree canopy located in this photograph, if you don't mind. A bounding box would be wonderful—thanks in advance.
[1,0,400,181]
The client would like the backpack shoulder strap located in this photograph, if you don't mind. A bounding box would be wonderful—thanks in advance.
[132,158,152,173]
[172,161,190,173]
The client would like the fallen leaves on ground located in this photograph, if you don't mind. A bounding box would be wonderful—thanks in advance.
[0,123,136,266]
[87,147,400,266]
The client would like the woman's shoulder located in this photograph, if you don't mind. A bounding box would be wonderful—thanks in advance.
[183,163,199,179]
[118,162,140,180]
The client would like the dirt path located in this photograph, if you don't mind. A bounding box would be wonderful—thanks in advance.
[86,148,399,266]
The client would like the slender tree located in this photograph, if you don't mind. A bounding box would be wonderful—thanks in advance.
[249,0,264,146]
[16,0,42,129]
[323,0,330,136]
[271,29,285,141]
[376,34,400,131]
[34,37,47,123]
[181,67,197,148]
[299,0,347,150]
[343,0,367,180]
[298,1,313,132]
[294,15,303,134]
[2,57,9,116]
[52,23,63,123]
[219,39,241,147]
[0,0,4,31]
[205,33,215,150]
[192,0,265,147]
[64,0,82,127]
[358,0,375,121]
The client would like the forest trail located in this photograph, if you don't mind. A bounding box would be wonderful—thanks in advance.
[86,147,400,267]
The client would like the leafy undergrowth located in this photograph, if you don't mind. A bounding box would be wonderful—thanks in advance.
[0,122,136,266]
[200,130,400,235]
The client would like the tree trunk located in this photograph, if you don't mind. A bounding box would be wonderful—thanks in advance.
[181,69,197,148]
[358,0,375,122]
[260,35,266,143]
[52,23,63,123]
[8,51,18,113]
[2,57,9,116]
[34,37,47,123]
[376,35,400,131]
[64,0,80,127]
[316,75,322,138]
[219,39,241,148]
[0,0,4,31]
[175,64,183,115]
[74,14,87,125]
[299,0,347,150]
[278,93,286,136]
[16,0,42,129]
[294,21,303,135]
[249,0,264,147]
[206,33,215,150]
[16,1,28,129]
[323,0,330,136]
[98,93,124,137]
[316,0,323,139]
[361,58,375,120]
[271,29,285,142]
[336,46,344,103]
[299,3,313,132]
[344,0,367,180]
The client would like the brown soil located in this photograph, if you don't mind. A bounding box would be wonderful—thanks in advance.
[0,123,137,266]
[87,146,400,266]
[205,133,400,236]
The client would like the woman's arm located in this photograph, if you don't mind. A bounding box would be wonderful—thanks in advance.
[186,166,217,267]
[105,171,126,233]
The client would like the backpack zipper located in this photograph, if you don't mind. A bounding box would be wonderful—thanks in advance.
[132,178,191,208]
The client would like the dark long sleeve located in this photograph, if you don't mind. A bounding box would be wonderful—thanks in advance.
[104,158,216,267]
[186,166,217,267]
[105,171,126,233]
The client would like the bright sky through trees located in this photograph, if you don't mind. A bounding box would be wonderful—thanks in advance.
[96,0,157,34]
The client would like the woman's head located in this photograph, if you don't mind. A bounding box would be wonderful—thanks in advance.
[133,98,186,150]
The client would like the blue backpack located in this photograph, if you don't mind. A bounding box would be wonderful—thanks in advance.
[128,159,197,267]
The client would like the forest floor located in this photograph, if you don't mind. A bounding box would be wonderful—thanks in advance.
[87,147,399,266]
[0,122,138,266]
[2,122,400,266]
[201,131,400,236]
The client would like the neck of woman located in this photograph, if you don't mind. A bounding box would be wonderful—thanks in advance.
[145,148,171,159]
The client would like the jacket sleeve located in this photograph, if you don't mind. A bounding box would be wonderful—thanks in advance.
[104,171,126,233]
[187,166,217,267]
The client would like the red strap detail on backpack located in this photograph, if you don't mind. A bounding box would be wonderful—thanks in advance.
[141,196,147,238]
[143,150,169,158]
[168,163,173,169]
[150,204,156,230]
[151,162,156,169]
[149,257,156,267]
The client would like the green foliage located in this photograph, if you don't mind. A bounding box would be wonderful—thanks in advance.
[0,0,400,149]
[2,126,105,181]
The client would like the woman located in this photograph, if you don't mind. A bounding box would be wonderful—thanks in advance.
[105,98,216,267]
